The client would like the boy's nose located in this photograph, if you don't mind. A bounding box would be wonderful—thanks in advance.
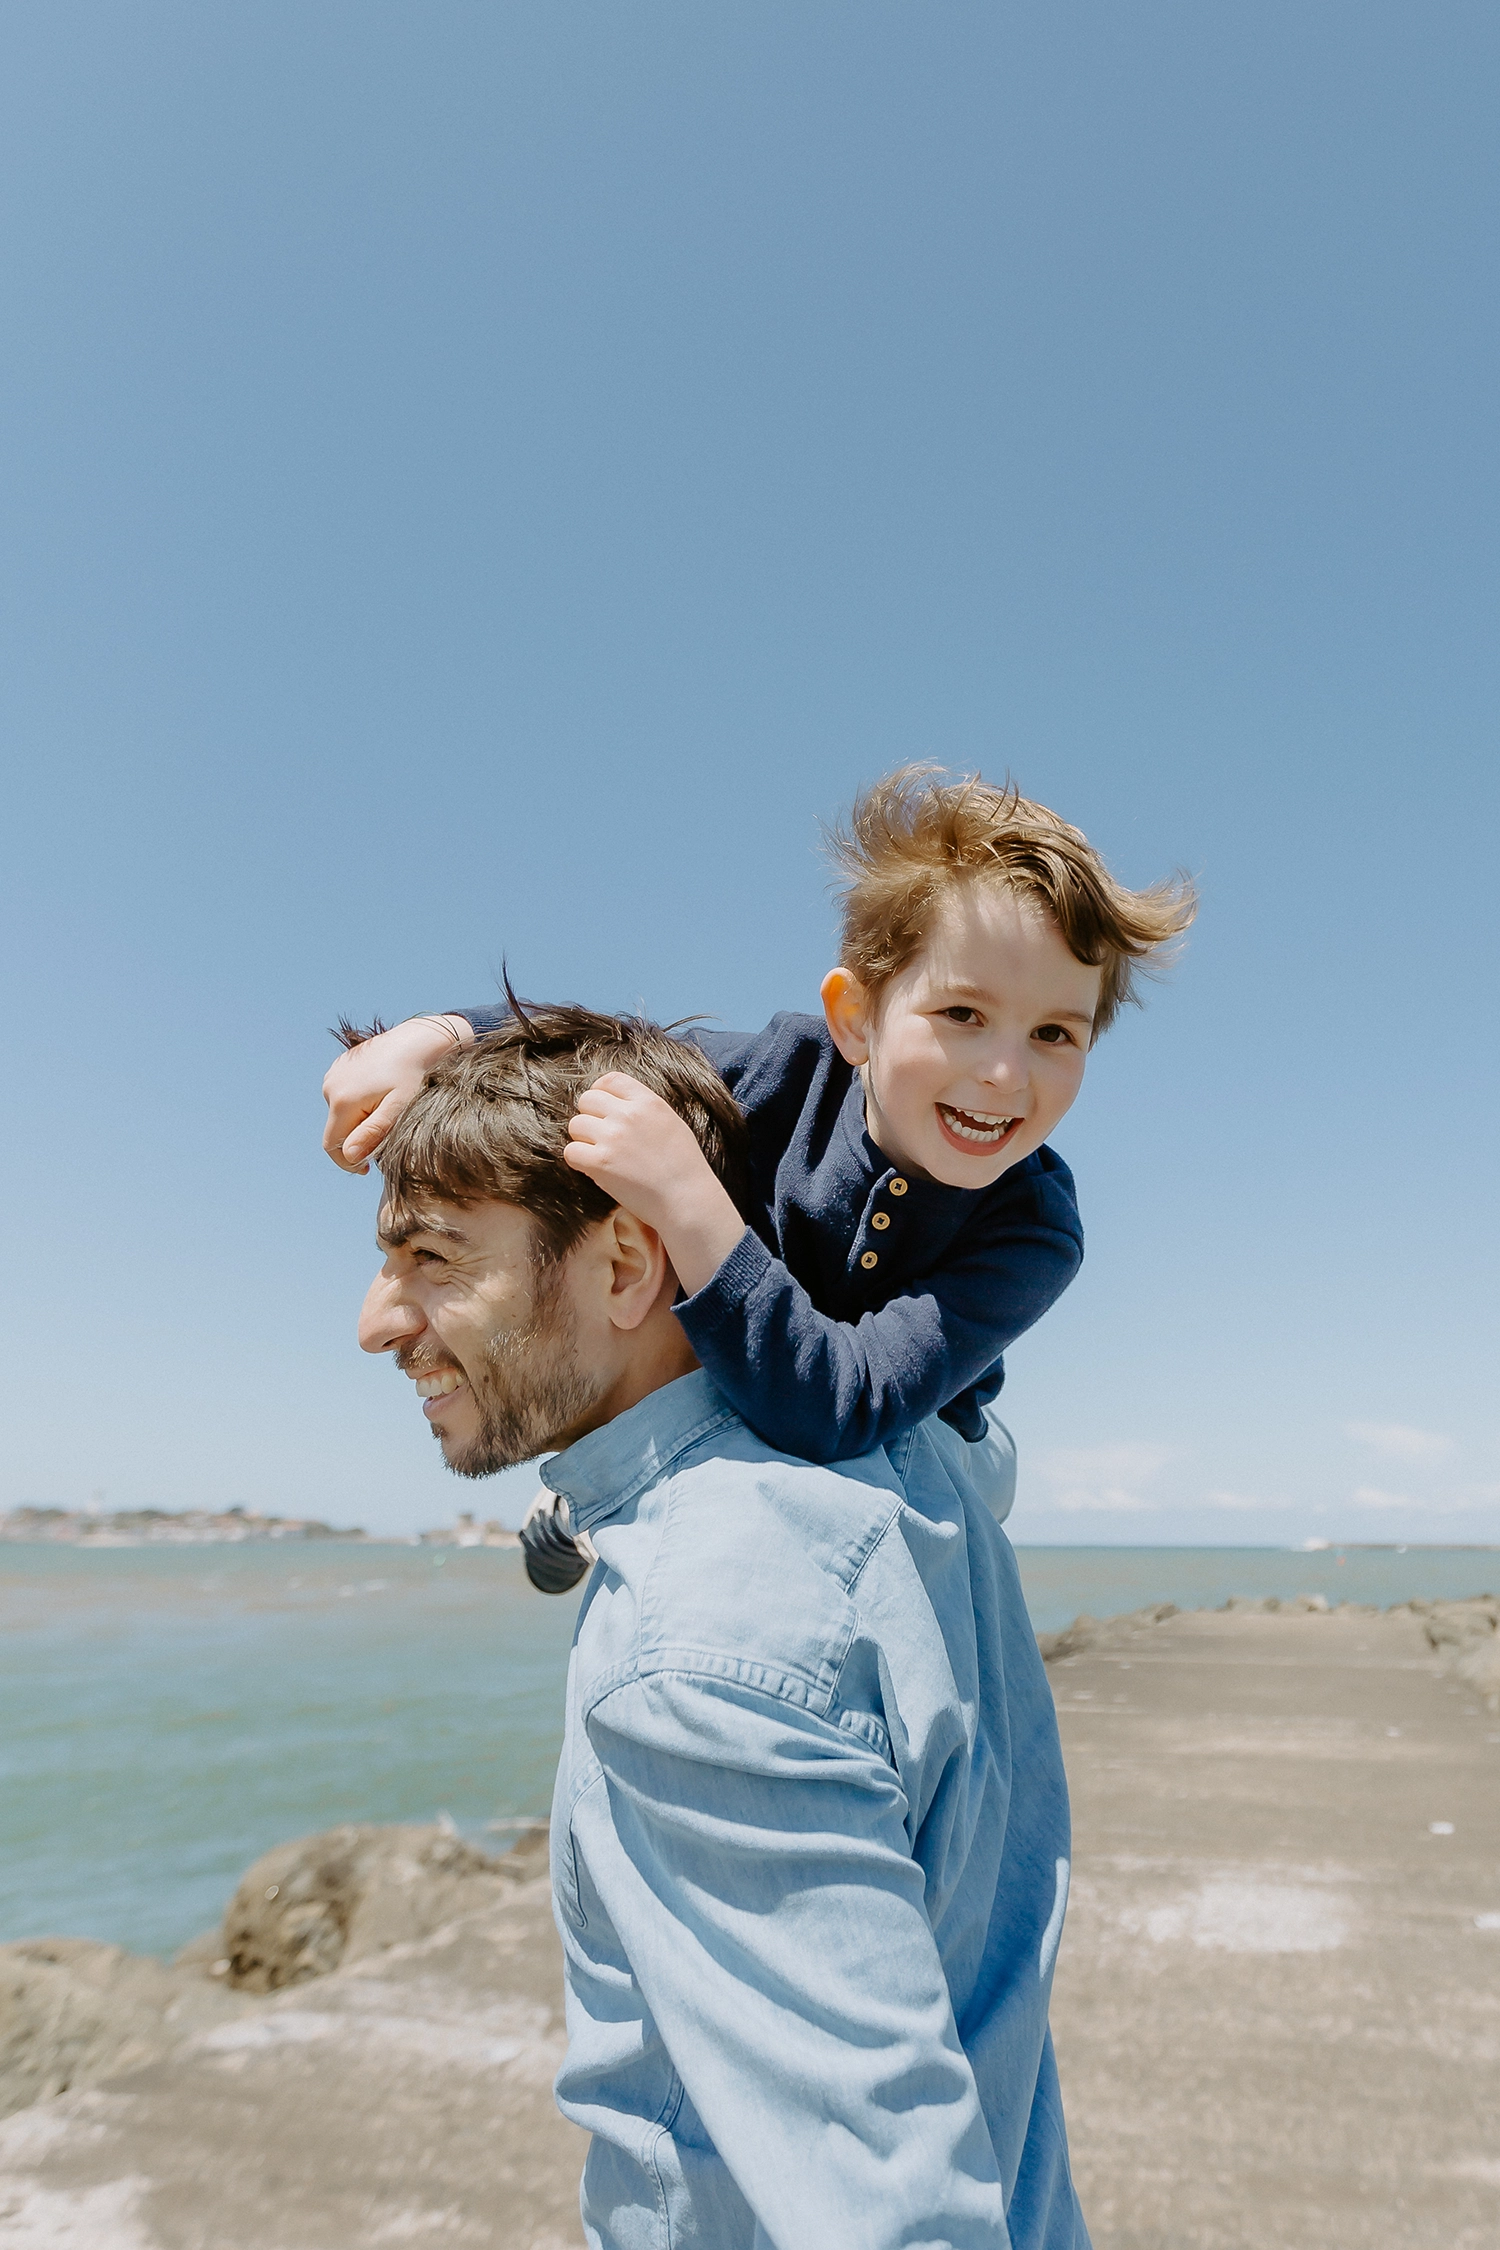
[979,1037,1030,1093]
[358,1269,424,1355]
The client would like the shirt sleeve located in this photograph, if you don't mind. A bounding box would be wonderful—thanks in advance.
[458,1008,771,1088]
[570,1671,1010,2250]
[455,1004,509,1036]
[673,1163,1083,1464]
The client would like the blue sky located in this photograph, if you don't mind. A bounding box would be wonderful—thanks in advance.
[2,4,1495,1543]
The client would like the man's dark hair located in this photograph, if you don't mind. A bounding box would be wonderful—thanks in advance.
[375,1003,748,1261]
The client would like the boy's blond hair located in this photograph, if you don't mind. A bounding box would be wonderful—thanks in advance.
[827,767,1196,1039]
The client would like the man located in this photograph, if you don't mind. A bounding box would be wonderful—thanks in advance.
[357,1002,1089,2250]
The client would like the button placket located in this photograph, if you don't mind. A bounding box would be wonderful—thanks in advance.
[855,1172,907,1275]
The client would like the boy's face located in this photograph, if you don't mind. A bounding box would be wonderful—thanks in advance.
[822,878,1102,1188]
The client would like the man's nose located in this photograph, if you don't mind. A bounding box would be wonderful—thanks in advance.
[358,1269,424,1356]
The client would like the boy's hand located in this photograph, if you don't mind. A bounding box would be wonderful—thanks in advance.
[321,1016,473,1173]
[565,1072,746,1295]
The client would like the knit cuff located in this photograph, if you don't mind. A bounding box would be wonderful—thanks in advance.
[673,1227,774,1347]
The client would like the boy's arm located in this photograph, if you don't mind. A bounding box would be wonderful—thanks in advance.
[674,1164,1082,1463]
[321,1015,473,1172]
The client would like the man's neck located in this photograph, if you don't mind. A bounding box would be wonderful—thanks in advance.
[564,1318,701,1447]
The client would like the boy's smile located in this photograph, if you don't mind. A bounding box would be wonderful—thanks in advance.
[934,1103,1023,1157]
[821,876,1103,1190]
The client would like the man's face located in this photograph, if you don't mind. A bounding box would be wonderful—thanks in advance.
[854,878,1102,1188]
[358,1197,605,1475]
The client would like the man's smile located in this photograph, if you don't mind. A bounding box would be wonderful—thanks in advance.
[935,1102,1022,1156]
[414,1370,464,1398]
[403,1364,469,1418]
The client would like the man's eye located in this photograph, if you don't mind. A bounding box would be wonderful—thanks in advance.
[942,1006,980,1025]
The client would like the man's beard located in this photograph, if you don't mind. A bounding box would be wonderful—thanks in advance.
[407,1259,605,1479]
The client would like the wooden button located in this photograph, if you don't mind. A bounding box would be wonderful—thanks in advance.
[871,1211,891,1231]
[888,1177,908,1196]
[860,1250,879,1270]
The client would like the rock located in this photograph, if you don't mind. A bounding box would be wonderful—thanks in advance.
[0,1825,550,2124]
[170,1928,227,1973]
[1419,1597,1500,1652]
[1037,1613,1099,1661]
[1455,1634,1500,1711]
[0,1938,251,2122]
[1401,1598,1500,1712]
[1037,1603,1178,1664]
[219,1821,547,1992]
[0,1826,583,2248]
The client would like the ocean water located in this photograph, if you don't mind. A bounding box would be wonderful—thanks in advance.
[3,1541,1496,1957]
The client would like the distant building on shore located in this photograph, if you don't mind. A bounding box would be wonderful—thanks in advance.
[417,1510,520,1549]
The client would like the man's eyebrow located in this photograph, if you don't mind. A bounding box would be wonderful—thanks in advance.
[376,1216,471,1250]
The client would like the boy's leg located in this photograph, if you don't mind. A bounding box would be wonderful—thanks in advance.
[962,1404,1020,1530]
[962,1403,1018,1523]
[923,1403,1018,1523]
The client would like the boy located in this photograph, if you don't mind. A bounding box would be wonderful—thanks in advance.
[325,770,1193,1575]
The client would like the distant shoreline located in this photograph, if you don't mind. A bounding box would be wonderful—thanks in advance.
[0,1507,519,1550]
[2,1511,1494,1557]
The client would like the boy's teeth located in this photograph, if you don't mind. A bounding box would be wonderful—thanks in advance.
[414,1372,464,1399]
[941,1105,1017,1143]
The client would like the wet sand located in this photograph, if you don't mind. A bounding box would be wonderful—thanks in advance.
[0,1601,1496,2247]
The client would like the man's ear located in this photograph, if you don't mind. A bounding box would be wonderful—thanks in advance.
[821,967,872,1066]
[602,1207,674,1332]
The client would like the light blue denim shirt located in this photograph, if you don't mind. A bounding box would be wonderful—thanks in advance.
[541,1370,1088,2250]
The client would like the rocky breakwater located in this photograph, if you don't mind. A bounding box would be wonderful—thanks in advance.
[0,1823,584,2250]
[1038,1588,1500,1708]
[1045,1593,1500,2250]
[1411,1592,1500,1706]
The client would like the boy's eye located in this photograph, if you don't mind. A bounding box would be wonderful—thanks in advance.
[1033,1024,1072,1046]
[941,1006,981,1025]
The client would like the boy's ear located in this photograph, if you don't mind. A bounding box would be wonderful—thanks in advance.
[821,968,872,1066]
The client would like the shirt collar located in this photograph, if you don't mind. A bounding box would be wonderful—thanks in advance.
[837,1061,992,1215]
[539,1369,740,1537]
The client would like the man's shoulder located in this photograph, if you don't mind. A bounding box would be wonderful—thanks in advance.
[577,1421,912,1713]
[665,1421,907,1580]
